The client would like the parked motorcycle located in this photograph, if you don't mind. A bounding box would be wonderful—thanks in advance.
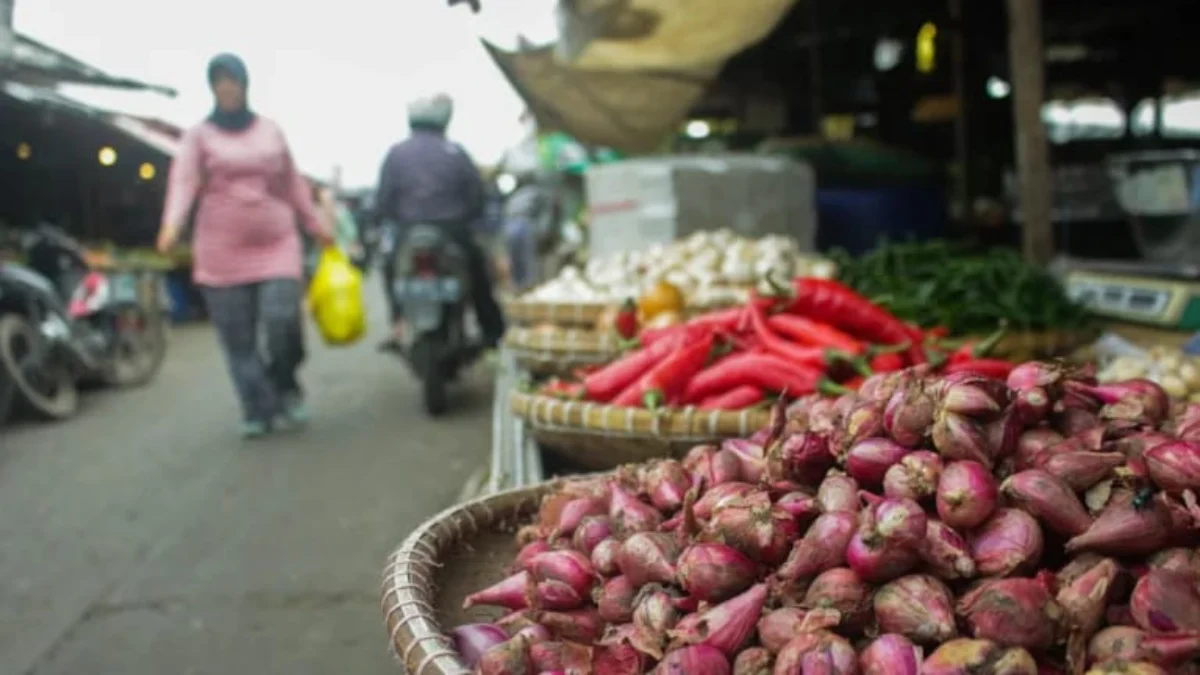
[387,224,481,416]
[0,225,168,425]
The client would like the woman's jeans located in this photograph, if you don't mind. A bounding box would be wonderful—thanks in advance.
[202,279,305,423]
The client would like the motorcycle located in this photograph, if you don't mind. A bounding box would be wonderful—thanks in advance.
[0,225,168,425]
[387,223,480,416]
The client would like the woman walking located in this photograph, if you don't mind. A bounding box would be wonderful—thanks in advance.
[157,53,333,438]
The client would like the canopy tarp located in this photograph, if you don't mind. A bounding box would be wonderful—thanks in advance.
[486,43,717,152]
[555,0,798,71]
[483,0,798,153]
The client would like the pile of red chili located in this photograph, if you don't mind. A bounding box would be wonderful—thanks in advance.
[538,277,1018,410]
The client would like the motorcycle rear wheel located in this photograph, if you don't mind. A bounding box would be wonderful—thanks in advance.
[412,335,448,417]
[102,307,168,387]
[0,314,79,420]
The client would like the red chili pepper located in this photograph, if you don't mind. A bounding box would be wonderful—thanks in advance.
[614,298,638,340]
[681,352,825,403]
[841,376,866,391]
[697,385,764,411]
[583,328,691,402]
[613,332,716,409]
[943,358,1015,379]
[947,324,1009,364]
[787,278,922,363]
[869,352,906,374]
[541,379,584,399]
[766,314,864,355]
[926,325,951,339]
[638,307,743,349]
[747,300,859,372]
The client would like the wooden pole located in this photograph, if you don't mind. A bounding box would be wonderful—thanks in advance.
[1006,0,1054,265]
[950,0,971,227]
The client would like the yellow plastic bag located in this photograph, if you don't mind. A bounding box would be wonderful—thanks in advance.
[307,246,366,346]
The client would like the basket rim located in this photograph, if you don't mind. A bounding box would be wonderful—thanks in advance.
[380,481,559,675]
[509,390,771,441]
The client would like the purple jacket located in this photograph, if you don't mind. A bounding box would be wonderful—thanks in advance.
[373,129,485,227]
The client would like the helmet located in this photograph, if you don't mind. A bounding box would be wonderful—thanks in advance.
[407,93,454,130]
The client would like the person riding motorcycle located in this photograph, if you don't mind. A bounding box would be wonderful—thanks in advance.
[373,93,506,350]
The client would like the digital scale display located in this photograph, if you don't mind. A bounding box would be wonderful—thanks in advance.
[1063,270,1200,330]
[1067,280,1170,317]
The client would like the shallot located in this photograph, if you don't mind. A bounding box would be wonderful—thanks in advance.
[596,576,638,623]
[883,451,942,501]
[957,578,1064,649]
[802,568,872,633]
[551,498,607,539]
[476,635,534,675]
[646,460,694,512]
[668,584,768,655]
[732,647,772,675]
[859,634,922,675]
[870,497,928,547]
[919,519,977,580]
[932,411,994,467]
[884,380,936,447]
[653,644,730,675]
[610,484,662,536]
[756,608,840,654]
[591,539,621,576]
[572,516,612,555]
[816,475,860,514]
[1001,470,1093,537]
[846,508,919,584]
[618,533,681,587]
[937,460,999,530]
[776,511,857,581]
[450,623,509,668]
[677,543,757,603]
[1130,568,1200,634]
[1066,491,1175,557]
[873,574,957,644]
[921,638,1037,675]
[528,550,597,610]
[1144,441,1200,491]
[1035,451,1125,493]
[969,509,1044,578]
[845,438,910,487]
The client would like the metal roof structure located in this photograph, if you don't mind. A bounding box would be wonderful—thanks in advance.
[1,32,177,96]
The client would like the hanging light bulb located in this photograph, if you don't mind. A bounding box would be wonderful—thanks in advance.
[98,146,118,166]
[916,22,937,74]
[15,142,31,160]
[139,162,157,180]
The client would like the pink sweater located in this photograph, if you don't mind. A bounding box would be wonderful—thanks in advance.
[162,117,324,286]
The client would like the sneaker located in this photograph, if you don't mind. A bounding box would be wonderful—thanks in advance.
[240,420,270,439]
[280,393,310,427]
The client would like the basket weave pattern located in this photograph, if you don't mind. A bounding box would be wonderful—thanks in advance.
[380,485,551,675]
[510,391,770,469]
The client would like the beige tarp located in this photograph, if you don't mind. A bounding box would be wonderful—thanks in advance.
[486,0,798,152]
[556,0,797,71]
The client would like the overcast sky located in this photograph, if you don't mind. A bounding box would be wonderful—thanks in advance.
[14,0,558,187]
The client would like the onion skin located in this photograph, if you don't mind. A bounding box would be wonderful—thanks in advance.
[1147,548,1200,576]
[798,636,859,674]
[757,608,841,654]
[933,411,995,468]
[1131,568,1200,634]
[884,381,936,447]
[921,638,1038,675]
[646,460,694,512]
[632,586,680,659]
[957,578,1065,650]
[937,460,999,530]
[873,574,958,644]
[702,493,798,565]
[677,543,758,603]
[871,497,928,548]
[591,539,621,576]
[969,509,1044,578]
[529,640,593,674]
[1001,470,1093,537]
[846,512,919,584]
[572,516,613,555]
[1083,663,1169,675]
[450,623,509,669]
[610,484,663,536]
[769,432,835,486]
[528,550,597,610]
[732,647,773,675]
[846,438,911,487]
[920,519,977,580]
[653,644,731,675]
[594,639,647,675]
[772,631,853,675]
[596,576,638,623]
[1056,557,1121,673]
[476,635,535,675]
[802,567,872,633]
[776,511,857,581]
[883,451,943,501]
[694,483,757,521]
[817,475,861,514]
[859,634,922,675]
[617,533,682,588]
[1088,626,1200,669]
[775,491,821,526]
[536,608,604,643]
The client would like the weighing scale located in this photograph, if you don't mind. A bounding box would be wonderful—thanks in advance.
[1053,150,1200,331]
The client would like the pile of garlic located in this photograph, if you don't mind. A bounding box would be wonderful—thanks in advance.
[522,229,834,307]
[1097,346,1200,402]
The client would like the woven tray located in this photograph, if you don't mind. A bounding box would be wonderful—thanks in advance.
[503,299,610,328]
[989,327,1100,362]
[509,391,770,470]
[381,482,553,675]
[504,326,620,377]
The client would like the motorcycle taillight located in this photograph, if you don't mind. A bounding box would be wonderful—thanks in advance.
[411,250,439,277]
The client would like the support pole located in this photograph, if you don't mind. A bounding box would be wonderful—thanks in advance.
[0,0,14,61]
[950,0,971,226]
[1006,0,1054,265]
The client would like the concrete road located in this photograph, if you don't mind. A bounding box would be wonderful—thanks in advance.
[0,300,493,675]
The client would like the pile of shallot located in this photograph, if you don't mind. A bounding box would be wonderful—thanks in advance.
[450,361,1200,675]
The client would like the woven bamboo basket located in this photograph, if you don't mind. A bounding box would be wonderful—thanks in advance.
[509,391,770,470]
[504,326,620,377]
[988,327,1101,362]
[503,299,610,328]
[381,482,555,675]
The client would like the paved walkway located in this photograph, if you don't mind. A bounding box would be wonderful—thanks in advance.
[0,297,492,675]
